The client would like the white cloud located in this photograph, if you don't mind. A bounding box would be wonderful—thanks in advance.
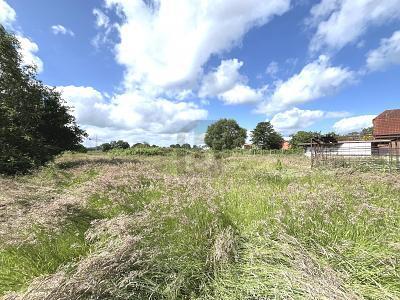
[199,59,244,98]
[308,0,400,52]
[93,8,110,28]
[333,115,376,134]
[366,30,400,71]
[59,86,208,136]
[258,55,354,114]
[102,0,291,90]
[51,25,74,36]
[58,86,110,127]
[16,35,44,73]
[199,58,266,105]
[0,0,15,27]
[0,0,44,73]
[266,61,279,77]
[220,84,265,105]
[271,107,349,134]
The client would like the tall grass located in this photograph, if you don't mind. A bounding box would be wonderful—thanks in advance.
[0,208,98,295]
[1,153,399,299]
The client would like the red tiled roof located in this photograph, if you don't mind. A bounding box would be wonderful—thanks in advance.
[373,109,400,137]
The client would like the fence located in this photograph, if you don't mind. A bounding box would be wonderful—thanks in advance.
[310,141,400,171]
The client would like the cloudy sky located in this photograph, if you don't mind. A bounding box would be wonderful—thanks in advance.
[2,0,400,146]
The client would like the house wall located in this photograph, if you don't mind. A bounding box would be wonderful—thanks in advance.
[304,142,373,157]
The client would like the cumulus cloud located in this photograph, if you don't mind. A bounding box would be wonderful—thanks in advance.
[257,55,354,114]
[51,25,75,36]
[0,0,16,27]
[16,35,44,72]
[199,58,266,105]
[103,0,291,90]
[333,115,376,134]
[219,84,265,105]
[59,86,208,137]
[271,107,349,134]
[366,30,400,71]
[199,59,244,98]
[308,0,400,52]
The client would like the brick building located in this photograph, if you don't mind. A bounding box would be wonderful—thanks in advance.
[373,109,400,152]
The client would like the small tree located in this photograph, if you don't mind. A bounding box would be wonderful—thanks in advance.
[181,143,191,149]
[251,122,283,150]
[205,119,247,150]
[319,132,338,144]
[290,131,320,147]
[101,143,112,152]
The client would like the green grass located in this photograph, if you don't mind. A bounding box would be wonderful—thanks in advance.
[1,153,399,299]
[0,208,99,295]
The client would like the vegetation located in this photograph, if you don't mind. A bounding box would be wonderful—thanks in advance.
[251,121,283,149]
[205,119,247,150]
[290,131,319,147]
[0,25,86,175]
[100,140,130,152]
[1,152,399,299]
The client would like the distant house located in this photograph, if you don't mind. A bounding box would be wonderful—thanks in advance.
[281,141,291,150]
[301,109,400,157]
[242,143,253,150]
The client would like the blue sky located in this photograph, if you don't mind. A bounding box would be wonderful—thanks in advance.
[1,0,400,146]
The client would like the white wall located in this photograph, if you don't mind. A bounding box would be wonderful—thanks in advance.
[305,142,372,157]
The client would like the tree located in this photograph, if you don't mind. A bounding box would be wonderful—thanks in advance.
[290,131,320,147]
[319,132,338,144]
[0,25,86,174]
[111,140,129,149]
[251,122,283,150]
[101,143,112,152]
[181,143,191,149]
[205,119,247,150]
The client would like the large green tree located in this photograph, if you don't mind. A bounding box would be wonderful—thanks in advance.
[251,122,283,150]
[204,119,247,150]
[0,25,86,174]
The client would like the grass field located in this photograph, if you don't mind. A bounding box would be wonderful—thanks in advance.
[1,152,399,299]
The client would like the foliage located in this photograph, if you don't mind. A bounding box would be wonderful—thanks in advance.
[251,121,283,150]
[132,142,150,148]
[170,144,181,148]
[319,132,338,143]
[339,127,374,141]
[181,143,191,149]
[100,142,112,152]
[0,25,86,175]
[109,147,171,156]
[290,131,320,147]
[205,119,247,150]
[100,140,130,152]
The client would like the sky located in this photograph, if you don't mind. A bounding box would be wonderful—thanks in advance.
[1,0,400,147]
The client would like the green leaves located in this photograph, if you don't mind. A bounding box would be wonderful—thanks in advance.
[251,121,283,150]
[0,25,86,174]
[205,119,247,150]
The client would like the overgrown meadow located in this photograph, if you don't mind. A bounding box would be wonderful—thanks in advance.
[1,151,399,299]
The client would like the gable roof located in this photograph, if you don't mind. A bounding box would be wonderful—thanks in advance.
[373,109,400,137]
